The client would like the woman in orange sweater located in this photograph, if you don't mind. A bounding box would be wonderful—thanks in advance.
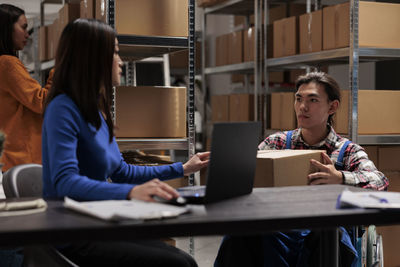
[0,4,53,172]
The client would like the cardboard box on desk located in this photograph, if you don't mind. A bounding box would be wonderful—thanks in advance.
[323,1,400,50]
[254,150,324,187]
[114,86,186,138]
[115,0,188,37]
[335,90,400,135]
[299,10,322,54]
[270,92,296,130]
[273,16,298,58]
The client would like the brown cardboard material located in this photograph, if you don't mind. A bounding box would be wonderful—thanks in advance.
[254,150,324,187]
[378,146,400,171]
[376,171,400,267]
[385,171,400,191]
[376,225,400,267]
[48,19,59,59]
[229,94,254,122]
[211,95,229,122]
[248,4,306,25]
[115,0,188,37]
[335,90,400,135]
[80,0,94,19]
[243,26,271,61]
[270,92,296,130]
[215,34,229,66]
[59,3,80,34]
[39,26,49,62]
[95,0,106,22]
[115,86,186,138]
[169,42,202,69]
[362,146,378,168]
[323,1,400,50]
[228,31,243,65]
[273,16,298,58]
[299,10,322,54]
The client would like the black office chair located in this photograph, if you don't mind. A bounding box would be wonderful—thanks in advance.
[2,163,78,267]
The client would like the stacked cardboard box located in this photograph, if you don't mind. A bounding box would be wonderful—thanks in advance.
[335,90,400,135]
[211,94,255,123]
[114,86,187,138]
[115,0,188,37]
[323,1,400,50]
[80,0,95,19]
[270,92,296,130]
[360,145,400,267]
[39,26,50,62]
[299,10,322,54]
[273,16,298,58]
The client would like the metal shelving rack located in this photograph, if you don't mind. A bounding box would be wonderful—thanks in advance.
[262,0,400,145]
[201,0,400,145]
[201,0,264,136]
[33,0,62,84]
[108,0,196,255]
[107,0,196,162]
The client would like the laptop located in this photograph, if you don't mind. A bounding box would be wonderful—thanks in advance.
[178,122,261,204]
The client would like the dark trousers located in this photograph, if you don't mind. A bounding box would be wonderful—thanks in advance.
[59,239,197,267]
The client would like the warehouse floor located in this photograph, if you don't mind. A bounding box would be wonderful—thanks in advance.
[176,236,223,267]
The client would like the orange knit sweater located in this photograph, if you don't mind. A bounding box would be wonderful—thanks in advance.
[0,55,53,171]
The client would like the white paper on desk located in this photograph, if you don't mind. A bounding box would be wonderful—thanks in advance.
[64,197,190,221]
[338,189,400,209]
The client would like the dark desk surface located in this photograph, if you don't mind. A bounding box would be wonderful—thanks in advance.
[1,184,400,247]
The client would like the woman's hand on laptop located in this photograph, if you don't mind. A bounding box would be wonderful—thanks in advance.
[128,178,179,201]
[183,152,210,176]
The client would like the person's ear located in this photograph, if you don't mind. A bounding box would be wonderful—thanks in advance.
[328,100,339,115]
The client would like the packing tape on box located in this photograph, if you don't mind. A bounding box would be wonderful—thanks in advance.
[101,0,105,17]
[307,13,312,52]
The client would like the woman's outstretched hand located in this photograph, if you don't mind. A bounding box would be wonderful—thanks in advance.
[183,152,210,176]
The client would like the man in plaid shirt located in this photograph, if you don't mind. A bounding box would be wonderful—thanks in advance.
[259,125,388,190]
[215,72,388,267]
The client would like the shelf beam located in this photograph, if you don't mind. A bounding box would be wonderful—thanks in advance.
[117,139,188,151]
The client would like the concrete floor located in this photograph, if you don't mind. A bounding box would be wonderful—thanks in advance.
[176,236,223,267]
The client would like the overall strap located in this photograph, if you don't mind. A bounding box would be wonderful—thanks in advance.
[335,140,352,170]
[286,131,293,149]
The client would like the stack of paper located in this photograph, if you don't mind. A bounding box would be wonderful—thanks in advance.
[0,198,47,216]
[64,197,190,221]
[338,189,400,209]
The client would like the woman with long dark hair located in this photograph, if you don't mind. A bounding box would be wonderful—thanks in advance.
[42,18,207,266]
[0,4,54,172]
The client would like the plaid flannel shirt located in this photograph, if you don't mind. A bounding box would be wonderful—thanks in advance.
[258,126,388,191]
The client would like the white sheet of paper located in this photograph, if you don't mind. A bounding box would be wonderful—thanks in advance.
[64,197,190,221]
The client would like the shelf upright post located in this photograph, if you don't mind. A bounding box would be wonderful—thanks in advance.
[188,0,196,186]
[201,5,207,154]
[254,0,262,122]
[263,0,269,136]
[188,0,196,257]
[349,0,359,143]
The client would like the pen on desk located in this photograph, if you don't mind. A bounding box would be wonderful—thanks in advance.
[369,194,388,203]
